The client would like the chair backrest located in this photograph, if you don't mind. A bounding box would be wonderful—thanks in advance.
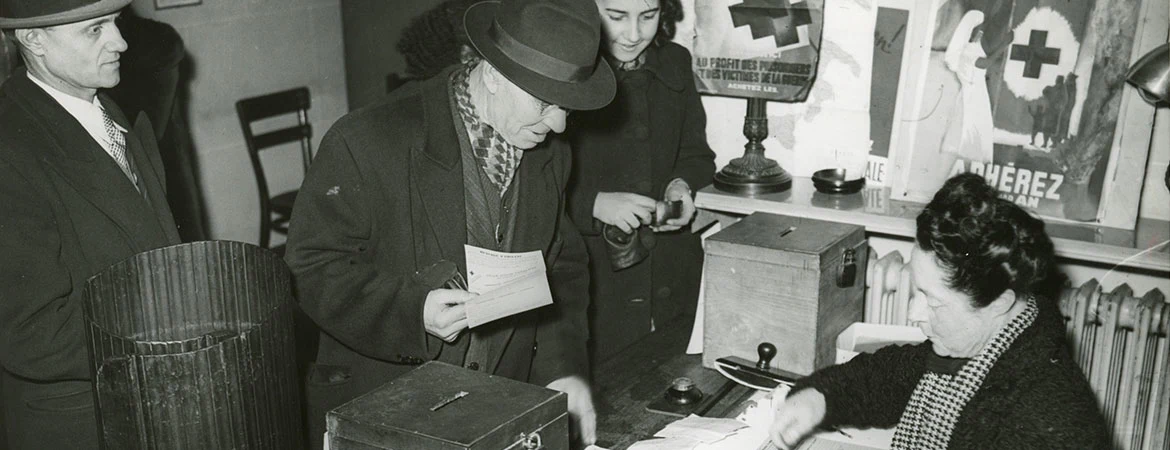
[236,86,312,176]
[235,86,312,215]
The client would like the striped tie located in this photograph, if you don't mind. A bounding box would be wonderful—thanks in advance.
[101,108,137,186]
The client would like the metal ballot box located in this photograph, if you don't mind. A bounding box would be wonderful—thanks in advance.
[327,362,568,450]
[703,213,867,376]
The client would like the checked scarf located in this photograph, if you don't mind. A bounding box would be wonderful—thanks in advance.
[451,61,521,196]
[891,297,1038,450]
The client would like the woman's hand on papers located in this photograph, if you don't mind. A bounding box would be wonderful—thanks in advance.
[424,288,475,342]
[593,192,656,233]
[769,388,826,449]
[546,376,596,448]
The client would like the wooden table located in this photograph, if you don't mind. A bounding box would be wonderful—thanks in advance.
[591,316,755,450]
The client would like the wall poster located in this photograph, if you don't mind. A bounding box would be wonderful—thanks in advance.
[889,0,1166,228]
[867,0,937,186]
[695,0,880,179]
[692,0,826,102]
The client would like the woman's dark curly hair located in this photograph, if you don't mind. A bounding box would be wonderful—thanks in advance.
[915,173,1055,308]
[654,0,685,47]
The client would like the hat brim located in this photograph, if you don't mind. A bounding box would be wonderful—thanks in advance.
[0,0,132,29]
[464,1,615,111]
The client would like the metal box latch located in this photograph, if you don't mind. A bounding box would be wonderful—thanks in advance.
[837,248,857,288]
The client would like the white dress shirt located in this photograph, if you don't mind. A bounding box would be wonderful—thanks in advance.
[27,72,128,160]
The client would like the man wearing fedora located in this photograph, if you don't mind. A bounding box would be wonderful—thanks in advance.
[284,0,614,447]
[0,1,181,449]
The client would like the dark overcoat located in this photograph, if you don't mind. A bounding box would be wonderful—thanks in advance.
[566,43,715,360]
[0,69,181,450]
[284,66,590,447]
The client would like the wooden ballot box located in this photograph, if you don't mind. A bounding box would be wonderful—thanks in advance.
[703,213,867,376]
[327,362,568,450]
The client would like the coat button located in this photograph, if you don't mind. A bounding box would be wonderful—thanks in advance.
[655,286,672,300]
[467,362,480,371]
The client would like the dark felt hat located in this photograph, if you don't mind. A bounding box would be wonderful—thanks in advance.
[0,0,131,29]
[464,0,615,111]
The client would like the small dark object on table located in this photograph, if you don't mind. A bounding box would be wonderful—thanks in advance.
[645,376,706,417]
[665,377,703,405]
[812,168,865,194]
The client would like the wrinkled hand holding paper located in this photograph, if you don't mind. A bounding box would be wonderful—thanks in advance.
[463,245,553,328]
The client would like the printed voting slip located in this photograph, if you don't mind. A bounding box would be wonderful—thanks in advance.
[463,245,553,328]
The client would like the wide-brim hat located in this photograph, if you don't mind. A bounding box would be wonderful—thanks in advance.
[0,0,132,29]
[464,0,615,111]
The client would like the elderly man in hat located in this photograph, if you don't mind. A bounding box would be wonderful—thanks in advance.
[0,0,182,449]
[285,0,614,447]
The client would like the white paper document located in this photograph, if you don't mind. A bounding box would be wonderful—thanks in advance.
[686,222,725,354]
[463,245,553,327]
[627,437,703,450]
[655,415,749,443]
[628,387,892,450]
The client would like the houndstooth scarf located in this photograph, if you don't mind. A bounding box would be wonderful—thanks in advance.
[450,60,521,195]
[891,297,1038,450]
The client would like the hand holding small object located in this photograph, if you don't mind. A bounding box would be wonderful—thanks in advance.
[594,192,656,233]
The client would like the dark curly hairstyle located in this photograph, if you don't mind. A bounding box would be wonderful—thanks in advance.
[654,0,684,47]
[915,173,1056,308]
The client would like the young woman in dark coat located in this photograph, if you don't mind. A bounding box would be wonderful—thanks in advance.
[769,173,1108,450]
[567,0,716,362]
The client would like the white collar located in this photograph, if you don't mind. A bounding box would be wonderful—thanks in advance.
[26,71,126,133]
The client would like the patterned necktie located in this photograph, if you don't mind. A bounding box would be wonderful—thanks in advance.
[101,108,137,186]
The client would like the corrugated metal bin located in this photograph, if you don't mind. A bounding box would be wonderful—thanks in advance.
[82,241,302,449]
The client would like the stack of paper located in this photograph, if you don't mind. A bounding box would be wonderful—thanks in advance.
[626,388,894,450]
[628,415,752,449]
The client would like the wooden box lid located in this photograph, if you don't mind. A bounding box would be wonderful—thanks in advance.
[706,213,864,268]
[327,362,567,449]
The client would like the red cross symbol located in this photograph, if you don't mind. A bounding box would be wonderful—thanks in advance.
[729,0,813,48]
[1010,30,1061,79]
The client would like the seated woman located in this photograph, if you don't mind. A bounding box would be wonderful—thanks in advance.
[769,173,1107,449]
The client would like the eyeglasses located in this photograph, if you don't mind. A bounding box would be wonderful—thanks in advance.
[534,97,572,117]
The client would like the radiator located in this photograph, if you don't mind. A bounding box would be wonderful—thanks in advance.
[863,248,1170,450]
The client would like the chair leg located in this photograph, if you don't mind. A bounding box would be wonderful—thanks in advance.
[260,211,271,249]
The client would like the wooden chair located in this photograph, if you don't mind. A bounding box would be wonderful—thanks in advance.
[235,87,312,250]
